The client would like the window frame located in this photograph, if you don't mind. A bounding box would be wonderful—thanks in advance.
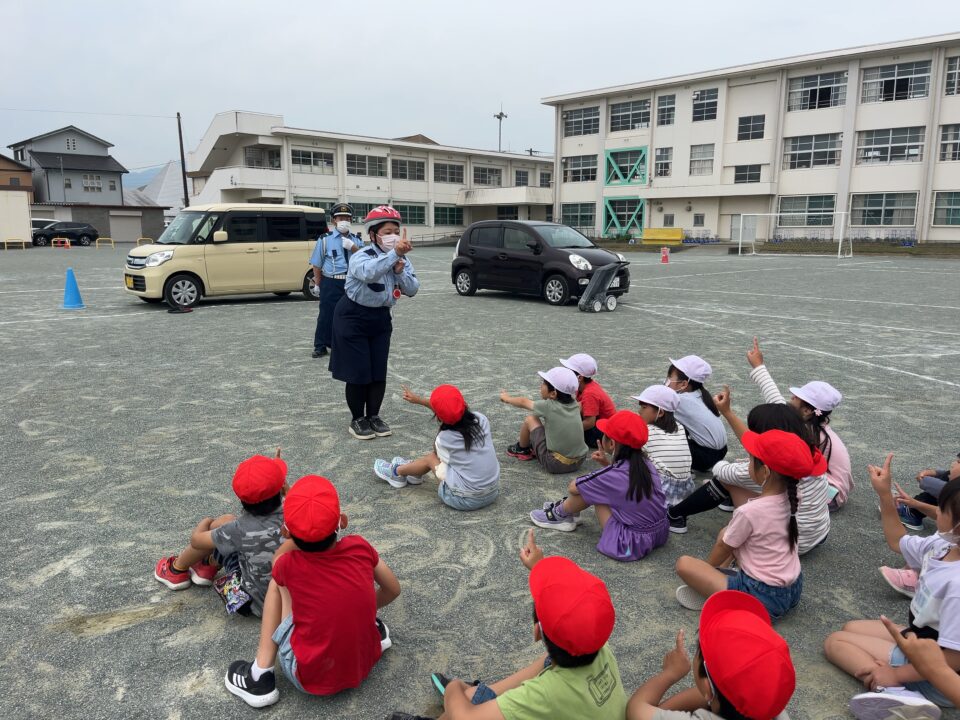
[539,170,552,188]
[654,147,672,177]
[603,197,644,236]
[390,158,426,181]
[777,195,836,227]
[947,57,960,96]
[345,154,387,177]
[496,206,519,221]
[562,107,600,137]
[692,88,718,122]
[734,164,762,184]
[291,148,334,175]
[737,115,765,141]
[662,213,675,227]
[786,71,848,111]
[657,94,676,126]
[561,155,598,183]
[855,127,925,165]
[939,124,960,162]
[82,173,102,192]
[782,133,843,169]
[861,61,931,103]
[434,162,465,184]
[932,191,960,226]
[560,202,596,230]
[434,205,464,226]
[689,144,715,176]
[392,203,426,225]
[604,147,648,185]
[693,213,705,228]
[515,169,530,187]
[609,99,651,132]
[473,166,503,187]
[850,192,918,227]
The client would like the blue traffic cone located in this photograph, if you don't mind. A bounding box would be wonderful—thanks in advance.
[62,268,85,310]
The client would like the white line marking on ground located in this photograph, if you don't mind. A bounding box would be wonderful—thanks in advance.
[0,286,122,294]
[0,311,154,325]
[628,286,960,310]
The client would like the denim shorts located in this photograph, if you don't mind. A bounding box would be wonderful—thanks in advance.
[727,570,802,623]
[890,646,955,707]
[471,657,552,704]
[272,613,306,693]
[438,482,499,511]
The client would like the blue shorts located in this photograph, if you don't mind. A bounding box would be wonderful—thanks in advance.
[438,483,499,511]
[471,657,552,704]
[727,570,802,623]
[272,614,307,693]
[890,646,955,707]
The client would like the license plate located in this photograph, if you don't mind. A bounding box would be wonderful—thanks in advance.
[610,277,620,288]
[125,275,134,288]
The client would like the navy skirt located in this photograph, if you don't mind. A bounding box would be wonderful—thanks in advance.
[329,297,392,384]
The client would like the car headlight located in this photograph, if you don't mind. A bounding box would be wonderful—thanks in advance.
[616,253,627,262]
[568,254,592,271]
[145,250,175,267]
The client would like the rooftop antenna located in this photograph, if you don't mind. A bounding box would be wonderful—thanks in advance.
[493,105,508,152]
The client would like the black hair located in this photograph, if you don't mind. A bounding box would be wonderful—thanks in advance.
[641,402,679,434]
[581,376,594,385]
[796,399,834,462]
[696,647,751,720]
[543,380,575,405]
[750,454,800,551]
[939,477,960,523]
[291,531,338,552]
[240,492,283,516]
[612,442,654,503]
[669,364,719,417]
[439,408,486,453]
[532,606,599,668]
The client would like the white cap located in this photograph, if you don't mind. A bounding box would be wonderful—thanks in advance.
[669,355,712,384]
[631,385,680,412]
[538,367,579,396]
[789,381,842,414]
[559,353,598,378]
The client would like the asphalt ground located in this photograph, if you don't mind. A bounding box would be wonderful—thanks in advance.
[1,244,958,720]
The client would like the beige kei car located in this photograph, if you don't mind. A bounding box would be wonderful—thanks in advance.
[123,203,329,307]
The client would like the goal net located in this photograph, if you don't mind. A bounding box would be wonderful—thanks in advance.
[734,212,852,258]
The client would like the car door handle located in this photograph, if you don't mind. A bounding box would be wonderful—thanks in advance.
[497,253,508,260]
[266,247,280,253]
[246,248,260,254]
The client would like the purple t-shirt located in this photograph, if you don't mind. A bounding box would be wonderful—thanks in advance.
[576,459,668,531]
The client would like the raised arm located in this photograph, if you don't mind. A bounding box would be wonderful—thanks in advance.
[870,454,907,554]
[500,390,534,411]
[746,338,786,405]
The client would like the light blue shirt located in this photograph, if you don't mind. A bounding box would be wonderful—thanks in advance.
[309,230,360,276]
[345,244,419,307]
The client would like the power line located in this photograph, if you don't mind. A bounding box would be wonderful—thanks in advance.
[0,107,175,120]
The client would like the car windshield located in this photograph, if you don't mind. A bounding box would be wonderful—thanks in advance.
[536,225,595,249]
[156,211,208,245]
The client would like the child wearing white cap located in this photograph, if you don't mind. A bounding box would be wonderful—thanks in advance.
[631,385,694,508]
[500,367,590,474]
[664,355,728,471]
[560,353,616,449]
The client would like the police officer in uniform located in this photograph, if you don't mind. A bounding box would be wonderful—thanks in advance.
[310,203,362,358]
[330,205,419,440]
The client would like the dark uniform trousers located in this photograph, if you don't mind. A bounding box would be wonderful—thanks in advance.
[314,276,347,352]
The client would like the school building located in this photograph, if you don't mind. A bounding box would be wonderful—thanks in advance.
[187,111,553,236]
[543,32,960,244]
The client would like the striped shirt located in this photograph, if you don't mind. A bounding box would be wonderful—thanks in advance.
[645,422,694,506]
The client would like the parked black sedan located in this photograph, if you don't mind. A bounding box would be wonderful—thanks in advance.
[32,222,100,247]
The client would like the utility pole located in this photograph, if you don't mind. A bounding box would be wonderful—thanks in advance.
[176,112,189,210]
[493,107,508,152]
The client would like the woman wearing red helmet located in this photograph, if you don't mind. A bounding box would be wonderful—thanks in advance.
[329,205,420,440]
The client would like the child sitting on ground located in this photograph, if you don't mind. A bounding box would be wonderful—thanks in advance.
[224,474,401,708]
[154,452,287,617]
[632,385,694,508]
[675,429,825,622]
[626,590,795,720]
[373,384,500,511]
[665,355,728,472]
[501,367,589,474]
[824,457,960,720]
[529,410,669,562]
[559,353,616,448]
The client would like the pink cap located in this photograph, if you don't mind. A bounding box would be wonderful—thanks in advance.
[559,353,598,378]
[669,355,712,383]
[537,367,579,396]
[631,385,680,412]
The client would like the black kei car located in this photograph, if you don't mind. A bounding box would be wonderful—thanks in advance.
[451,221,629,306]
[32,222,100,247]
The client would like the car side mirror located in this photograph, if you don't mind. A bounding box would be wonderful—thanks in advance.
[213,230,228,243]
[526,240,541,254]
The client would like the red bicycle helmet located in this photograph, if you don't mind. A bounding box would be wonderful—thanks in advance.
[363,205,403,234]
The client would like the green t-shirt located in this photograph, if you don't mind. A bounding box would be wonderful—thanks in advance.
[496,644,626,720]
[532,398,589,460]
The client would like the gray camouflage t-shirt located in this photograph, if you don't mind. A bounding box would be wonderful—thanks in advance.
[211,508,283,616]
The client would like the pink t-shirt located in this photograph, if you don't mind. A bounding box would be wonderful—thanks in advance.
[723,494,801,587]
[823,426,853,504]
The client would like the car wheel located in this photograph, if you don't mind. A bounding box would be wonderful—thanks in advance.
[542,274,570,306]
[302,272,320,301]
[138,297,163,304]
[78,235,92,247]
[33,236,48,247]
[605,295,618,311]
[163,274,201,308]
[454,269,477,296]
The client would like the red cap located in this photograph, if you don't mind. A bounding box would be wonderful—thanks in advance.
[232,455,288,504]
[283,475,341,542]
[430,384,467,425]
[741,429,827,478]
[699,591,796,719]
[528,557,615,656]
[595,410,649,450]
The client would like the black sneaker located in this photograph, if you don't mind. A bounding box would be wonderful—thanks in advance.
[349,417,376,440]
[668,513,688,535]
[311,347,328,358]
[223,660,279,708]
[430,672,480,698]
[377,617,392,651]
[506,443,535,460]
[368,415,392,437]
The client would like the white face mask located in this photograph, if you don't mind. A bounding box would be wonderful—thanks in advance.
[336,221,351,234]
[938,522,960,546]
[378,233,400,251]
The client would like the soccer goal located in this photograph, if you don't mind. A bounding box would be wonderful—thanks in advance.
[734,212,852,259]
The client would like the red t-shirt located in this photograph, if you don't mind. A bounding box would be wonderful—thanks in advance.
[578,380,616,421]
[271,535,381,695]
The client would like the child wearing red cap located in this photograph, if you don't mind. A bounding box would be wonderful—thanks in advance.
[224,475,401,708]
[675,429,826,622]
[153,453,287,617]
[627,590,796,720]
[373,384,500,510]
[824,459,960,719]
[529,410,670,562]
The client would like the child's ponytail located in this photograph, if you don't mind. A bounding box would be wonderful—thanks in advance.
[806,410,833,462]
[785,476,800,550]
[619,444,654,502]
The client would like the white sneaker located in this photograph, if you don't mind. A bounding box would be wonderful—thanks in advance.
[718,503,734,512]
[675,585,707,611]
[392,457,422,485]
[849,687,940,720]
[374,459,407,489]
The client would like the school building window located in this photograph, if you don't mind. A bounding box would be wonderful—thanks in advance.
[392,203,426,225]
[561,202,595,229]
[603,198,644,235]
[737,115,765,140]
[563,107,600,137]
[605,148,647,185]
[662,213,675,227]
[291,149,334,174]
[244,146,281,169]
[293,196,336,209]
[777,195,836,226]
[515,169,529,187]
[391,158,425,181]
[539,170,552,188]
[947,57,960,96]
[434,205,463,226]
[657,94,675,126]
[434,162,464,183]
[734,164,761,183]
[787,71,847,111]
[654,147,672,177]
[861,61,931,103]
[562,155,598,183]
[545,206,553,222]
[497,206,519,220]
[693,213,705,227]
[782,133,842,169]
[850,193,917,226]
[349,202,384,221]
[856,127,925,164]
[692,88,718,122]
[346,154,386,177]
[689,144,714,176]
[933,192,960,225]
[473,166,502,186]
[609,99,650,132]
[940,125,960,161]
[82,174,102,192]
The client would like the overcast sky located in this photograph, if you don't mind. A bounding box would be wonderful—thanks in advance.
[3,0,959,172]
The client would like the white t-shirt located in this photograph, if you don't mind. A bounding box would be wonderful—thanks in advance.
[434,412,500,497]
[675,392,727,450]
[901,534,960,650]
[645,422,693,483]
